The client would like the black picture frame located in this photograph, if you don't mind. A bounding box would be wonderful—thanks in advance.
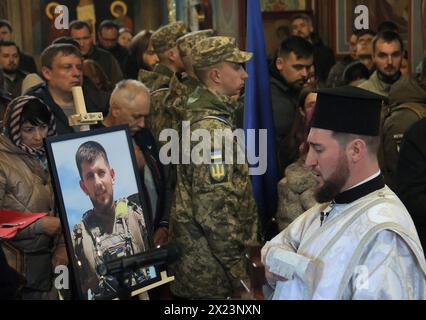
[45,125,159,300]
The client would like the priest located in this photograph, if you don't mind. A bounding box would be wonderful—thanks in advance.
[261,86,426,300]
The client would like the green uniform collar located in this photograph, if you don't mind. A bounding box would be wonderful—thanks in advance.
[185,85,237,125]
[170,72,200,97]
[153,63,174,78]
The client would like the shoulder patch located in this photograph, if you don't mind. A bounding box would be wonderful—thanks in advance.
[209,150,227,184]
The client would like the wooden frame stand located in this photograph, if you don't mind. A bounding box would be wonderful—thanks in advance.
[132,270,175,299]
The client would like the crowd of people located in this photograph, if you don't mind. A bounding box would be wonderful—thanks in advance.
[0,12,425,300]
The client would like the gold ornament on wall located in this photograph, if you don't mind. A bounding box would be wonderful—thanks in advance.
[45,2,61,20]
[110,0,128,18]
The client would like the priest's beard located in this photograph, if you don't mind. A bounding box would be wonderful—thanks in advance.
[314,154,350,203]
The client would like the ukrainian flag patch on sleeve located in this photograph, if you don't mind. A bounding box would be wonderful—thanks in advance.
[209,150,227,184]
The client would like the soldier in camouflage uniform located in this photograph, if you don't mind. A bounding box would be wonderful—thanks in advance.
[149,29,214,144]
[72,141,150,299]
[149,30,216,245]
[138,21,187,92]
[169,36,259,299]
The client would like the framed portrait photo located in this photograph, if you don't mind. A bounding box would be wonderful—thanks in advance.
[45,126,159,300]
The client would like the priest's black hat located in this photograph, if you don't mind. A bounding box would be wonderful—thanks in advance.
[311,86,386,136]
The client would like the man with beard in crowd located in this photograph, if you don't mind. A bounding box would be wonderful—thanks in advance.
[290,14,335,85]
[261,86,426,300]
[269,36,314,177]
[359,31,403,97]
[0,41,27,98]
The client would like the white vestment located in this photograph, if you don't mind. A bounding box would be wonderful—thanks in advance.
[262,185,426,300]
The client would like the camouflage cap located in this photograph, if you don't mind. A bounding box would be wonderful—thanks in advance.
[191,36,253,69]
[151,21,187,54]
[177,29,215,57]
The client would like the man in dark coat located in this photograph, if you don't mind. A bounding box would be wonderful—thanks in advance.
[270,36,314,177]
[290,14,335,85]
[397,118,426,254]
[0,19,37,74]
[97,20,130,76]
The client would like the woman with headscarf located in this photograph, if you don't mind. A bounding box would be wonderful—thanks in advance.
[0,96,67,299]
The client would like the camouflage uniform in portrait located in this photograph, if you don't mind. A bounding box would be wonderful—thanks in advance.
[169,37,259,299]
[73,195,150,300]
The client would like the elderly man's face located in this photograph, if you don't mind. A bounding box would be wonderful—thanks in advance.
[305,128,350,203]
[114,92,151,134]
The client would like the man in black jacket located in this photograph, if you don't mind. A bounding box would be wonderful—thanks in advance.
[69,20,123,85]
[290,13,335,85]
[0,19,37,74]
[26,44,100,135]
[0,41,28,98]
[97,20,130,76]
[270,36,314,177]
[397,118,426,255]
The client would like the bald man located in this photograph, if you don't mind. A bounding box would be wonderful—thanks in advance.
[102,80,169,246]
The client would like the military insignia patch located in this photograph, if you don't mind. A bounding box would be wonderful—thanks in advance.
[210,150,227,184]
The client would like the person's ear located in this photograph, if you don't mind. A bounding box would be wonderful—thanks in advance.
[111,105,121,118]
[41,66,52,81]
[165,48,175,62]
[348,139,366,163]
[208,68,221,84]
[276,57,285,71]
[110,168,115,184]
[79,180,89,195]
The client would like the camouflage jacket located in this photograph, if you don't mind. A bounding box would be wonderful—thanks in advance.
[137,64,173,92]
[149,73,200,144]
[381,75,426,191]
[169,86,259,299]
[358,71,394,97]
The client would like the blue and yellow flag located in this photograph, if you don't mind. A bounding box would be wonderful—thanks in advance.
[244,0,278,238]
